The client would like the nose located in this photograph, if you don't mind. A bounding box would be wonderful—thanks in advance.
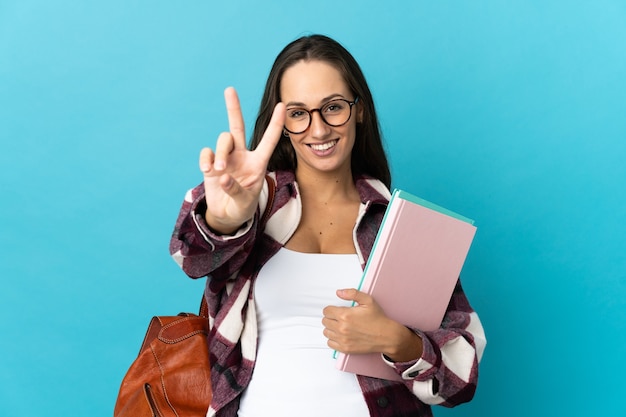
[309,109,331,138]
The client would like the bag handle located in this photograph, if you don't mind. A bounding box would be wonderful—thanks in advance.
[260,174,276,227]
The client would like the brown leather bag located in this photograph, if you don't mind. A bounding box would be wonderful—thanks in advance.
[113,299,212,417]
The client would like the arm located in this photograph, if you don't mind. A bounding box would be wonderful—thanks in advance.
[169,87,284,279]
[323,281,486,407]
[169,182,259,280]
[385,280,486,407]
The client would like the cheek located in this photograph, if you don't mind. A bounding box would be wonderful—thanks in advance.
[344,122,358,144]
[287,134,304,153]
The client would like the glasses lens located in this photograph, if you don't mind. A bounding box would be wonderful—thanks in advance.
[285,108,310,134]
[321,100,351,127]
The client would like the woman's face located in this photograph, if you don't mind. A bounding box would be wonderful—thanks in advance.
[280,60,361,178]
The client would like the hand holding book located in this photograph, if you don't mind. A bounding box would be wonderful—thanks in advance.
[322,288,424,362]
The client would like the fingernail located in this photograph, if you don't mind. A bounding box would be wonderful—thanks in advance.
[200,163,210,172]
[214,161,225,171]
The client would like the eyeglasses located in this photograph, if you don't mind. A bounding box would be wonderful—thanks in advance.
[284,97,359,134]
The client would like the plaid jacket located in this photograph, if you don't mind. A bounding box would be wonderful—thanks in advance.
[170,170,486,417]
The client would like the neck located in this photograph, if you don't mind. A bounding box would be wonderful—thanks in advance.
[295,165,358,203]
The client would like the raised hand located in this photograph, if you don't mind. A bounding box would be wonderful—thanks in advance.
[199,87,285,234]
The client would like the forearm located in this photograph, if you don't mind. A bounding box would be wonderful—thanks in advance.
[170,183,257,279]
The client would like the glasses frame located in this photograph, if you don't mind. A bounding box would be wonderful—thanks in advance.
[284,97,359,134]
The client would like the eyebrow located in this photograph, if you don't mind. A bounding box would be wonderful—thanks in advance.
[285,93,346,108]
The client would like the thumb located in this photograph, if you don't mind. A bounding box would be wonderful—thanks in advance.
[336,288,370,305]
[219,172,237,194]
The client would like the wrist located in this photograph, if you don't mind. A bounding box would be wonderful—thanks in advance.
[383,322,423,363]
[204,214,250,236]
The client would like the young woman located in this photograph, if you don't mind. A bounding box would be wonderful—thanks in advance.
[170,34,486,417]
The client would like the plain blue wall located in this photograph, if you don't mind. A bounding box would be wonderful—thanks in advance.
[1,1,625,416]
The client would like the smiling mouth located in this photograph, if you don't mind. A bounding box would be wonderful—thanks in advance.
[308,140,338,151]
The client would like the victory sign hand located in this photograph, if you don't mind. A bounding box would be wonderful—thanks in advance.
[199,87,285,234]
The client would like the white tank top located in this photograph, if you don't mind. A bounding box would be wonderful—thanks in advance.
[238,247,370,417]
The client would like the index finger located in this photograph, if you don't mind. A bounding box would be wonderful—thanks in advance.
[224,87,246,147]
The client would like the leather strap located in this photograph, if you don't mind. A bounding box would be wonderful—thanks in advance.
[260,174,276,227]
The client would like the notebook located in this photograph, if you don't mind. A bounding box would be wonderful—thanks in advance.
[334,189,477,381]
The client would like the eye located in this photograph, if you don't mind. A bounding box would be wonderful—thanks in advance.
[287,108,308,119]
[323,100,346,114]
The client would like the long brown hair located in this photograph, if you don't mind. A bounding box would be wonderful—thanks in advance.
[249,34,391,188]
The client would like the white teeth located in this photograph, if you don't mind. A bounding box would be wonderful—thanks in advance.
[310,140,337,151]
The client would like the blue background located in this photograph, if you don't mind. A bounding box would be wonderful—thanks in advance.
[1,1,625,416]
